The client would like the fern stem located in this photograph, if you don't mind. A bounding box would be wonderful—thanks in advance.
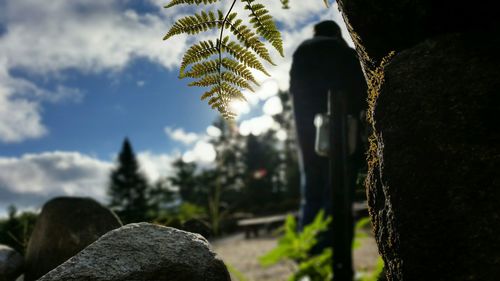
[217,0,238,106]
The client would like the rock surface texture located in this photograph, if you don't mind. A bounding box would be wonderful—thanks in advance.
[38,223,231,281]
[337,0,499,71]
[336,1,500,280]
[375,33,500,280]
[0,245,23,281]
[24,197,122,281]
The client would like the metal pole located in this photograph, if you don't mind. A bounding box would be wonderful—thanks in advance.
[329,90,354,281]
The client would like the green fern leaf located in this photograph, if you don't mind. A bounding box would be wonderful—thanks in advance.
[163,0,285,118]
[188,74,220,87]
[220,37,270,76]
[244,0,284,57]
[223,16,275,65]
[188,72,253,92]
[163,10,224,40]
[221,58,258,85]
[201,82,246,101]
[184,58,258,86]
[179,39,219,74]
[183,60,220,78]
[220,82,247,101]
[165,0,220,8]
[221,71,254,91]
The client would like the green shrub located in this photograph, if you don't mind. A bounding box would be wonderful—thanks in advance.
[260,211,383,281]
[259,210,332,281]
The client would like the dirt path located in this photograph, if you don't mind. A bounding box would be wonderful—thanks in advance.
[211,231,380,281]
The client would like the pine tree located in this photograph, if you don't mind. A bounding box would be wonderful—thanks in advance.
[108,138,150,223]
[169,158,203,205]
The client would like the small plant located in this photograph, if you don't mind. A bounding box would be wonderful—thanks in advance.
[359,256,385,281]
[260,212,383,281]
[259,210,333,281]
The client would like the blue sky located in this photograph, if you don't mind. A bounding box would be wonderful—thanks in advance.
[0,0,351,215]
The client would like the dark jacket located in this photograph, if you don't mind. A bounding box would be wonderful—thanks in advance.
[290,36,366,116]
[290,35,367,164]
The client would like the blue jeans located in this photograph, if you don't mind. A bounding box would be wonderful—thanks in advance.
[292,94,333,254]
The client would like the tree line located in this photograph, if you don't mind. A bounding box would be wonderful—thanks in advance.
[108,91,301,234]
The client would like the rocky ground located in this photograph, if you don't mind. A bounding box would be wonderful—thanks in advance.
[211,229,379,281]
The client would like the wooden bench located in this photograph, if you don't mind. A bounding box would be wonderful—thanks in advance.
[237,213,295,239]
[237,202,368,239]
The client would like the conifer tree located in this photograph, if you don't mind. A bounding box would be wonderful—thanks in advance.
[169,158,202,205]
[108,138,150,223]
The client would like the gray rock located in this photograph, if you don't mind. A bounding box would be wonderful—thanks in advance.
[370,33,500,280]
[24,197,122,281]
[39,223,231,281]
[337,0,499,71]
[0,245,23,281]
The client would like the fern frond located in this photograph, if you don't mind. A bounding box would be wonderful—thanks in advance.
[188,74,220,87]
[183,60,220,78]
[223,17,276,65]
[188,72,254,91]
[165,0,220,8]
[221,58,258,85]
[179,39,219,74]
[220,37,270,76]
[183,58,258,85]
[163,0,285,118]
[201,83,244,119]
[163,10,224,40]
[219,82,247,101]
[201,82,246,101]
[221,71,254,91]
[280,0,290,9]
[243,0,284,57]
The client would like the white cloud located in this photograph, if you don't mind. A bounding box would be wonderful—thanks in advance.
[206,125,222,138]
[0,0,187,143]
[0,152,112,213]
[228,100,251,117]
[0,150,176,216]
[0,89,47,142]
[137,151,176,183]
[263,96,283,116]
[182,140,216,164]
[165,127,200,145]
[1,1,186,74]
[239,115,278,136]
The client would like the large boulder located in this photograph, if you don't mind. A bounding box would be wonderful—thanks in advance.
[0,245,23,281]
[334,1,500,280]
[337,0,500,71]
[38,223,231,281]
[369,33,500,280]
[24,197,122,281]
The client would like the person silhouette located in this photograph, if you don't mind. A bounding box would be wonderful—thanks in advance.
[289,20,367,255]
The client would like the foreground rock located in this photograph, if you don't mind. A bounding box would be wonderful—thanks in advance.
[24,197,122,281]
[336,0,500,280]
[371,33,500,280]
[39,223,231,281]
[0,245,23,281]
[337,0,498,71]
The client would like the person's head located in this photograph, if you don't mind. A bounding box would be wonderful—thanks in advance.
[313,20,342,38]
